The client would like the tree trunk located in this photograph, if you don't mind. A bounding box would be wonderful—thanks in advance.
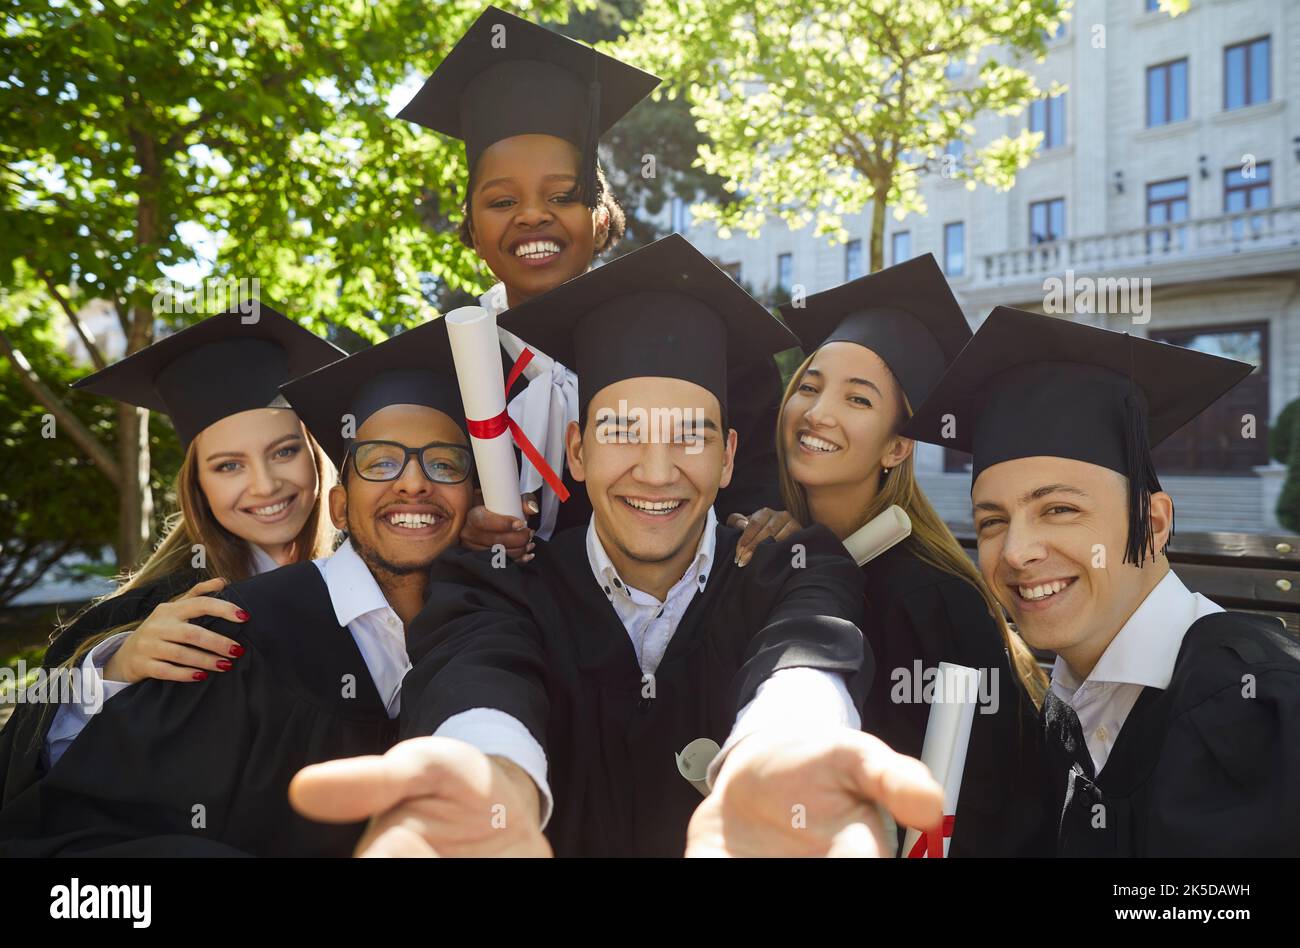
[115,401,152,569]
[868,179,889,273]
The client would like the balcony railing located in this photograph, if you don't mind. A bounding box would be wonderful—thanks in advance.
[974,203,1300,288]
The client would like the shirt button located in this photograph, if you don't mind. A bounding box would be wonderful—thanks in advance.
[613,578,622,588]
[1095,726,1108,742]
[603,586,611,597]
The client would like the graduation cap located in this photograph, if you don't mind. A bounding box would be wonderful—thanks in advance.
[279,317,467,470]
[397,5,660,208]
[72,303,345,448]
[778,253,971,410]
[497,233,798,421]
[903,306,1254,565]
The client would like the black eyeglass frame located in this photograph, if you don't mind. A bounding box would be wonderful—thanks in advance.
[346,439,473,484]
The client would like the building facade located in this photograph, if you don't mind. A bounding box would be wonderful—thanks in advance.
[657,0,1299,533]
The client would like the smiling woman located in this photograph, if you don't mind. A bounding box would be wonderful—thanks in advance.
[0,304,343,807]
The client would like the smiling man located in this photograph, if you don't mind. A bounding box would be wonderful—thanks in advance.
[906,306,1300,857]
[0,318,495,857]
[291,235,943,857]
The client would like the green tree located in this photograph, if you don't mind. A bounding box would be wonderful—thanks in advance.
[0,0,571,568]
[0,274,183,606]
[1272,398,1300,534]
[617,0,1069,273]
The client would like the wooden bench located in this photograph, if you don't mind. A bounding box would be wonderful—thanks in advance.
[946,525,1300,639]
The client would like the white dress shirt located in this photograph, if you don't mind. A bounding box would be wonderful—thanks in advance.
[482,281,579,542]
[1049,570,1224,775]
[584,509,861,788]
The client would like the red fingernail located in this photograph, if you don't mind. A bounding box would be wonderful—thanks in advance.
[236,610,250,621]
[229,644,245,657]
[217,659,232,671]
[193,671,208,681]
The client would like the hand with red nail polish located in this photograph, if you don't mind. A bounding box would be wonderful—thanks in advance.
[102,577,248,685]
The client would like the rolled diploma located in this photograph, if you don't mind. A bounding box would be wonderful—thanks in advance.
[444,306,525,521]
[843,505,912,565]
[899,662,982,858]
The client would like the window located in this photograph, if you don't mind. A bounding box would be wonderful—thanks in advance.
[891,231,912,265]
[720,261,742,284]
[944,222,965,277]
[1149,324,1268,472]
[1146,59,1188,126]
[1224,37,1270,110]
[1030,93,1066,149]
[1225,162,1272,240]
[1029,198,1065,244]
[1224,162,1272,212]
[844,239,863,281]
[1146,178,1188,253]
[776,253,793,293]
[670,196,688,233]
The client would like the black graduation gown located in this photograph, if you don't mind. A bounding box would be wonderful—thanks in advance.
[0,563,397,857]
[0,567,204,809]
[1045,611,1300,857]
[402,521,868,857]
[514,352,785,534]
[858,543,1054,857]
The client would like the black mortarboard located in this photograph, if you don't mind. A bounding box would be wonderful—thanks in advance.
[778,253,971,410]
[903,306,1254,565]
[397,5,660,208]
[72,303,344,447]
[279,317,467,470]
[497,233,798,419]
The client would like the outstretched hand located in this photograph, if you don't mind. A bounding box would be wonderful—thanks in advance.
[685,728,942,857]
[289,737,552,857]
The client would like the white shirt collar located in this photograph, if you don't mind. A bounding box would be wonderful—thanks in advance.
[585,507,718,606]
[248,543,282,576]
[314,538,393,628]
[479,281,509,317]
[1052,570,1223,694]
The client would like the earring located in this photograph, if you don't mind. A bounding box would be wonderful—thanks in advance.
[882,467,891,475]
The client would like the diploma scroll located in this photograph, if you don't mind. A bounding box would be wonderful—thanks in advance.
[445,306,525,521]
[843,505,912,565]
[899,662,982,858]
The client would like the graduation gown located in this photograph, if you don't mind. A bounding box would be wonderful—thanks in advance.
[0,567,204,809]
[859,543,1053,857]
[535,354,785,534]
[402,521,868,857]
[0,563,397,857]
[1045,611,1300,857]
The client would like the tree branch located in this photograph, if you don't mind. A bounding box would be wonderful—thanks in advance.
[0,329,122,487]
[33,264,108,371]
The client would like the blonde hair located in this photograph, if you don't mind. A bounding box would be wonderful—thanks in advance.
[56,427,337,673]
[777,351,1048,706]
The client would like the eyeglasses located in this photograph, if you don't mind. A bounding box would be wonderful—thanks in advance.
[348,440,473,484]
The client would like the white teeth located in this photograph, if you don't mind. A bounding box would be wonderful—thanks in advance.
[387,511,440,529]
[514,240,562,259]
[248,498,292,516]
[623,497,684,515]
[799,433,840,453]
[1018,579,1070,601]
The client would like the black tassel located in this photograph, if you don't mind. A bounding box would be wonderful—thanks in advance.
[1122,390,1167,566]
[579,77,602,209]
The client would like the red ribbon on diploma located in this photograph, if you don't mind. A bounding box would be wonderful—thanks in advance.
[465,348,570,502]
[906,815,955,858]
